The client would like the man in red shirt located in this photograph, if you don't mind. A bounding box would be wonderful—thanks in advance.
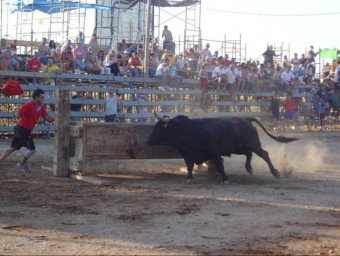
[26,52,42,83]
[0,89,54,173]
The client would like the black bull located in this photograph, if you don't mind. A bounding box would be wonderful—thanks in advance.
[147,115,298,184]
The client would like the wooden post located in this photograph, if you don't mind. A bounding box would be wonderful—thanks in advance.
[52,88,70,177]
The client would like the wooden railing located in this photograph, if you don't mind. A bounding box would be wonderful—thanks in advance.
[0,70,319,133]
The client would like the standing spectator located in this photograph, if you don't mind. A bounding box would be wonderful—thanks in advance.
[0,89,55,173]
[283,92,299,130]
[89,33,99,53]
[38,37,51,65]
[290,53,300,76]
[307,45,319,62]
[201,43,212,60]
[76,31,85,45]
[70,91,92,121]
[101,86,122,122]
[0,38,8,56]
[270,92,281,128]
[322,62,331,80]
[162,25,173,51]
[263,45,281,68]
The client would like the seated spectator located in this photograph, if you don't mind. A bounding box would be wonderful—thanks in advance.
[147,53,158,78]
[156,57,181,89]
[48,40,57,55]
[104,50,120,75]
[73,42,84,72]
[97,50,110,75]
[26,52,42,84]
[280,65,295,92]
[211,62,227,90]
[38,37,51,65]
[0,38,8,56]
[61,39,75,73]
[83,47,101,74]
[0,51,15,81]
[127,50,143,77]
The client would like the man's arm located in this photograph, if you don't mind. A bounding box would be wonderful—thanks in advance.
[43,115,55,122]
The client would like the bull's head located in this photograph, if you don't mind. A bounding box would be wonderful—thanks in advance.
[147,112,171,145]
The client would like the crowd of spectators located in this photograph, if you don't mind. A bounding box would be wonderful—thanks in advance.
[0,31,339,124]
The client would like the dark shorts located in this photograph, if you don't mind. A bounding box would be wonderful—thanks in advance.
[285,111,296,120]
[11,126,35,150]
[105,114,117,122]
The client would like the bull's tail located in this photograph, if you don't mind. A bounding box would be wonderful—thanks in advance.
[248,118,298,143]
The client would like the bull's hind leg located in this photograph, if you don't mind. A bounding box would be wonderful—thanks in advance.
[245,151,253,175]
[253,148,280,179]
[212,156,230,185]
[184,159,194,184]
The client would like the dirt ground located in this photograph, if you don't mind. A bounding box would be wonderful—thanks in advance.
[0,133,339,255]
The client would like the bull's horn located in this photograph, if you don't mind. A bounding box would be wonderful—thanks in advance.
[154,112,170,123]
[154,111,163,120]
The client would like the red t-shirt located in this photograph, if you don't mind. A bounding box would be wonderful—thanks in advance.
[27,59,41,72]
[18,100,48,131]
[284,99,297,112]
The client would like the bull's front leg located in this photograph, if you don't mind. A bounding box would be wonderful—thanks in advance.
[184,158,194,184]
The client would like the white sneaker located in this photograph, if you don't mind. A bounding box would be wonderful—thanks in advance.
[17,162,31,173]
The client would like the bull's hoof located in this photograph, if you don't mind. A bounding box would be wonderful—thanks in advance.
[272,169,281,179]
[185,179,193,184]
[220,180,230,185]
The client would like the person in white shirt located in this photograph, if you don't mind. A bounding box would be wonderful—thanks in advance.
[201,43,212,60]
[280,65,295,92]
[211,62,227,90]
[101,86,122,122]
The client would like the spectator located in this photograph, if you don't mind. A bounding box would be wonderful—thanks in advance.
[201,43,212,60]
[101,86,122,122]
[76,31,85,45]
[27,52,42,84]
[42,57,62,111]
[73,42,84,72]
[283,91,299,130]
[104,50,120,76]
[307,45,319,62]
[70,91,92,121]
[263,45,281,68]
[322,62,331,80]
[38,37,51,65]
[0,38,8,56]
[61,39,75,73]
[83,47,101,74]
[148,52,159,77]
[270,92,281,128]
[280,65,295,92]
[97,50,110,75]
[211,61,227,90]
[89,33,99,52]
[48,40,57,55]
[290,53,300,76]
[162,25,173,51]
[0,88,55,173]
[127,50,143,77]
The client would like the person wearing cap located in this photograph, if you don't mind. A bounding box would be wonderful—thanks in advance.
[201,43,212,59]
